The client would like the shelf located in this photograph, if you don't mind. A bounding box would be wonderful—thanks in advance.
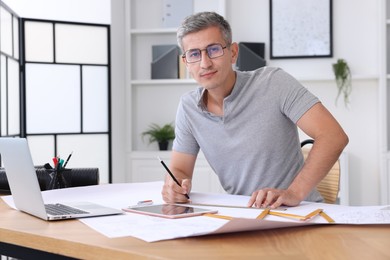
[130,28,177,35]
[131,79,195,85]
[298,74,379,82]
[131,150,171,159]
[130,75,379,86]
[131,150,206,159]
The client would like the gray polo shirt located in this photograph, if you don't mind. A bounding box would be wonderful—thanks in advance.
[173,67,323,202]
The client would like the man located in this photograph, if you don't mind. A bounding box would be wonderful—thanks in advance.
[162,12,348,209]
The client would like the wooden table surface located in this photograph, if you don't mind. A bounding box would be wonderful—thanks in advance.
[1,198,390,259]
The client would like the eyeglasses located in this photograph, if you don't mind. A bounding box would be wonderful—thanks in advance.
[182,43,228,63]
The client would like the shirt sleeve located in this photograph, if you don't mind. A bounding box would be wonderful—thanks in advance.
[172,98,200,155]
[273,69,320,123]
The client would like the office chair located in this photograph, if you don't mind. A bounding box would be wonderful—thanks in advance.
[300,139,341,204]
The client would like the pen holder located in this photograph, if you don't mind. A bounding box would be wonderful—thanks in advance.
[0,166,99,193]
[39,167,99,190]
[46,168,71,190]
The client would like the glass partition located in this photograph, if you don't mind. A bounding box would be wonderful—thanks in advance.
[0,1,112,182]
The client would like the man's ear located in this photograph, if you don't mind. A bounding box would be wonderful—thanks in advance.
[230,42,239,64]
[182,56,188,67]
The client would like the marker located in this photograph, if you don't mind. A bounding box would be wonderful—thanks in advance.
[55,156,61,171]
[44,163,53,170]
[52,157,58,168]
[59,159,64,169]
[157,156,190,199]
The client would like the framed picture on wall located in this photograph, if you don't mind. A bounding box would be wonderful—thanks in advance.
[270,0,333,59]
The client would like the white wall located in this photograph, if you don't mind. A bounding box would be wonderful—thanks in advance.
[228,0,379,79]
[2,0,110,23]
[3,0,384,205]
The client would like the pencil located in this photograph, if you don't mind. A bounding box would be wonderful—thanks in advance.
[63,151,73,168]
[157,156,190,199]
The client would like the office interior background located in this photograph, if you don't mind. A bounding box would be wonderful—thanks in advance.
[1,0,388,206]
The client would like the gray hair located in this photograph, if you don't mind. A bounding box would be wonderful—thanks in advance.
[177,12,232,51]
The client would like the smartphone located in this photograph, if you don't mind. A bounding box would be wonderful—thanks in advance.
[123,204,218,219]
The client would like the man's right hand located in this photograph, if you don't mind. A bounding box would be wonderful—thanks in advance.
[162,178,192,203]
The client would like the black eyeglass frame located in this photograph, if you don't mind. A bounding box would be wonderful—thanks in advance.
[182,43,228,63]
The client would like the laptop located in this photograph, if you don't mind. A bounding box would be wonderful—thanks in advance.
[0,137,122,220]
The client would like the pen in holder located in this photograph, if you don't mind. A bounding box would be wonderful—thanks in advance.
[46,168,71,190]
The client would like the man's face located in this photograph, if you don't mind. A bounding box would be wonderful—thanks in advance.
[181,26,238,91]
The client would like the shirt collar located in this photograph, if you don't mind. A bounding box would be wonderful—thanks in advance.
[196,71,242,110]
[197,88,208,111]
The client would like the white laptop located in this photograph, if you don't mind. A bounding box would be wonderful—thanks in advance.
[0,137,122,220]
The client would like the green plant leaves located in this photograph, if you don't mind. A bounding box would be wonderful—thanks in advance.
[332,59,352,107]
[141,123,175,144]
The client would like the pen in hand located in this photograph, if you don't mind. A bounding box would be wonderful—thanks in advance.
[157,156,190,199]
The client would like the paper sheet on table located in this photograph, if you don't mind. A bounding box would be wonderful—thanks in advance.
[1,181,166,210]
[2,182,390,243]
[81,211,319,242]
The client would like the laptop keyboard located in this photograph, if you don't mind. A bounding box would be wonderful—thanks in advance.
[45,203,89,215]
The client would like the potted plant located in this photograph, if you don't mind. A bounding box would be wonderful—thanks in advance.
[141,123,175,150]
[332,59,352,107]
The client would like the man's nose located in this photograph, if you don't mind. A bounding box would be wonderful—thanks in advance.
[200,50,212,68]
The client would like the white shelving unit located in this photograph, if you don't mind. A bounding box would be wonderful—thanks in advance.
[125,0,226,193]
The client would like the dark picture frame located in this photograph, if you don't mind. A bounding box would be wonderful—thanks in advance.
[270,0,333,59]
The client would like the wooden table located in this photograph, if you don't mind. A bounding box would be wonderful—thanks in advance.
[1,199,390,259]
